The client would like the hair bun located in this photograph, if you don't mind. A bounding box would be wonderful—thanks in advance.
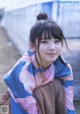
[37,13,48,21]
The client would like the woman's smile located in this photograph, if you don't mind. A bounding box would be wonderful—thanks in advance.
[47,52,56,57]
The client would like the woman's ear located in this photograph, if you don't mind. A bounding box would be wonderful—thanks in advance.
[30,42,36,52]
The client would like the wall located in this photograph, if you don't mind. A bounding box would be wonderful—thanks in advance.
[1,2,80,54]
[58,3,80,38]
[2,4,41,54]
[1,1,53,54]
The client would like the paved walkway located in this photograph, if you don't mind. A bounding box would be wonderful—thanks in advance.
[0,27,80,113]
[0,27,21,98]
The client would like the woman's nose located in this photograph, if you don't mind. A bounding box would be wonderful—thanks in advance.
[49,43,55,50]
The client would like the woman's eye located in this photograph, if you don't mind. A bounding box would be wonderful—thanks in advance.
[41,41,48,43]
[55,40,60,44]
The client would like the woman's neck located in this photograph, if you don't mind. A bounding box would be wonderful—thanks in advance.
[35,55,52,70]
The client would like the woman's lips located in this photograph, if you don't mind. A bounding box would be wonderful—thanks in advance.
[47,53,56,57]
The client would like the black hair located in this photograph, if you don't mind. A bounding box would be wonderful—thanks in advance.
[29,13,68,49]
[29,13,69,66]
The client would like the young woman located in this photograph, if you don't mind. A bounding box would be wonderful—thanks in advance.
[3,13,76,114]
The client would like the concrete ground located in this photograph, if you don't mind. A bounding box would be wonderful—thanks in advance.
[0,27,80,113]
[0,27,21,98]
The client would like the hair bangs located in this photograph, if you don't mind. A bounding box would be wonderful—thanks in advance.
[39,24,63,42]
[50,25,63,41]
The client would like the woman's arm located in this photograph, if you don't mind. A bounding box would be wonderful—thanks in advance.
[3,61,38,114]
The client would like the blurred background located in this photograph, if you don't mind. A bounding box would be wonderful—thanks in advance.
[0,0,80,113]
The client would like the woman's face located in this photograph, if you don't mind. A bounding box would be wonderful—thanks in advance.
[35,37,63,68]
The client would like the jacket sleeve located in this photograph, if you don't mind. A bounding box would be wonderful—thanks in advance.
[54,56,76,114]
[4,61,38,114]
[61,64,76,114]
